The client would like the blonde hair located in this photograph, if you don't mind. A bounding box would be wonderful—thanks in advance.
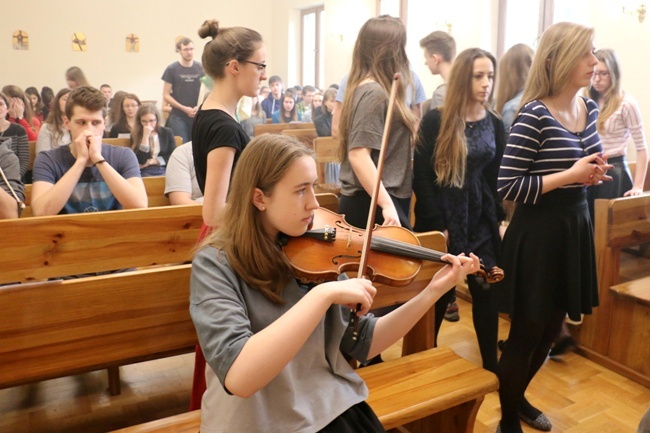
[433,48,496,188]
[338,15,417,161]
[520,22,595,111]
[495,44,534,114]
[200,134,314,303]
[587,49,623,133]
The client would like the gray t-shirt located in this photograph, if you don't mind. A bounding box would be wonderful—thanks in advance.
[0,142,25,215]
[339,82,413,199]
[164,142,203,203]
[32,144,141,214]
[161,61,205,117]
[430,83,447,111]
[190,246,377,433]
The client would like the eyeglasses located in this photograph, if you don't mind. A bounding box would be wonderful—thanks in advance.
[593,71,609,79]
[124,104,139,109]
[241,60,267,71]
[141,119,157,124]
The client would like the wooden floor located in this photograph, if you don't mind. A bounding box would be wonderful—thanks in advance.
[1,297,649,433]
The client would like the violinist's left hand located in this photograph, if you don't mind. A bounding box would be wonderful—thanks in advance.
[427,253,480,297]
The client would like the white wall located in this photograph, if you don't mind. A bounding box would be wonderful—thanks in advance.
[587,0,650,161]
[1,0,274,105]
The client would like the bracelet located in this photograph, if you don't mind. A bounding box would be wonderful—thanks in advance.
[93,159,106,166]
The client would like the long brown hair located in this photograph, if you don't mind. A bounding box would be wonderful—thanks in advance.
[114,93,140,133]
[433,48,496,188]
[338,15,417,161]
[587,49,623,133]
[130,103,161,155]
[45,88,72,144]
[200,134,314,303]
[495,44,534,114]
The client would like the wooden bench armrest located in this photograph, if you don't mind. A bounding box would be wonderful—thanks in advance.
[610,276,650,306]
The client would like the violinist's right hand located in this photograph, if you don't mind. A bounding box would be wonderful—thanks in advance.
[314,278,377,316]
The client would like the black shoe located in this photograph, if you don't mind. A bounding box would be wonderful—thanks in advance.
[549,336,576,357]
[365,355,383,366]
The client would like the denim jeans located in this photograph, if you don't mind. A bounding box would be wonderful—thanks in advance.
[167,113,193,143]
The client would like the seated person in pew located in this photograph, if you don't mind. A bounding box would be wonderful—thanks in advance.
[109,93,140,138]
[130,103,175,177]
[190,133,481,433]
[0,139,25,218]
[164,141,204,204]
[31,86,147,216]
[35,88,72,153]
[271,92,302,123]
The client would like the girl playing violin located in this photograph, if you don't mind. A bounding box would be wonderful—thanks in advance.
[190,133,480,433]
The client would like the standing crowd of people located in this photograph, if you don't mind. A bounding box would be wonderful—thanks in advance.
[1,13,648,433]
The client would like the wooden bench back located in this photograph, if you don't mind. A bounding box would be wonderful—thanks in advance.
[0,204,203,284]
[253,122,315,136]
[21,176,171,217]
[313,136,339,185]
[0,227,445,390]
[281,128,317,148]
[0,264,197,389]
[574,195,650,385]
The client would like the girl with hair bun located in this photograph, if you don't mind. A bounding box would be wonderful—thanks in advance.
[189,18,266,411]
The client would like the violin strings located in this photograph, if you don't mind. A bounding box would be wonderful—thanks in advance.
[371,236,446,263]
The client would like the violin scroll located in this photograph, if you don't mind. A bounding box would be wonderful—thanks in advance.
[473,265,504,290]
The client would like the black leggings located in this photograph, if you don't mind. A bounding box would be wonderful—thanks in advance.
[497,308,566,430]
[433,275,500,372]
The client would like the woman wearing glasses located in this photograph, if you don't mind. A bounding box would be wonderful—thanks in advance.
[189,18,267,411]
[130,104,175,177]
[586,48,648,216]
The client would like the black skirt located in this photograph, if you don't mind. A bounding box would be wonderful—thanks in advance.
[497,191,598,323]
[319,401,386,433]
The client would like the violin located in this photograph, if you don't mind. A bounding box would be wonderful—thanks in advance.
[282,207,504,288]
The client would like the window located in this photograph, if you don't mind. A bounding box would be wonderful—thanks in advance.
[301,6,325,88]
[497,0,590,57]
[377,0,408,25]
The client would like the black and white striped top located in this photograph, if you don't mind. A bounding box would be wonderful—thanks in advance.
[498,97,602,204]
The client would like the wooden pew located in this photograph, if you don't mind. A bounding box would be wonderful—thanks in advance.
[281,128,317,148]
[628,160,650,191]
[0,193,339,393]
[112,346,497,433]
[253,122,315,136]
[573,195,650,387]
[109,229,498,433]
[21,176,170,217]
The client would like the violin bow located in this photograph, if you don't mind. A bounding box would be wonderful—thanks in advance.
[350,73,401,340]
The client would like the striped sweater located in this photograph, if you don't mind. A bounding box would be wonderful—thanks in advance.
[498,97,602,204]
[598,93,647,157]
